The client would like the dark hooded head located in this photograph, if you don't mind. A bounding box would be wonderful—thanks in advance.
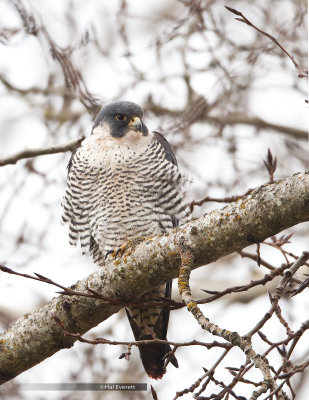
[92,101,148,137]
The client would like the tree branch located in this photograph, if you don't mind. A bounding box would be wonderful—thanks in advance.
[146,102,308,140]
[225,6,308,78]
[0,138,84,167]
[177,239,289,399]
[207,114,307,141]
[0,171,308,384]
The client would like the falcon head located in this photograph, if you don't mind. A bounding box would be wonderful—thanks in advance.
[92,101,149,138]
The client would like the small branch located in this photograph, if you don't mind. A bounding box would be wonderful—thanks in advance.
[0,137,84,167]
[258,319,309,377]
[239,251,302,285]
[269,251,309,332]
[288,277,309,297]
[0,265,182,309]
[188,187,254,212]
[190,147,286,219]
[51,313,229,351]
[177,238,287,400]
[1,258,293,315]
[173,349,232,400]
[274,252,309,294]
[225,6,307,78]
[2,262,291,316]
[199,262,292,304]
[277,360,309,379]
[245,253,309,340]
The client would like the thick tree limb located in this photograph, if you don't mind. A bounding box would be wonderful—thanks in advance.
[0,138,84,167]
[0,171,308,384]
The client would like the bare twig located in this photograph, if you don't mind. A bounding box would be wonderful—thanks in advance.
[272,251,309,301]
[51,313,229,351]
[150,385,159,400]
[188,187,254,212]
[0,138,84,167]
[246,253,309,339]
[199,262,292,304]
[177,237,287,400]
[225,6,308,78]
[0,258,294,317]
[0,265,182,308]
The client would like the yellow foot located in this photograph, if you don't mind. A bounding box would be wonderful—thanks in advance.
[105,242,128,260]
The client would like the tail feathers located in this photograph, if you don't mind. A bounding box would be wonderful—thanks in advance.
[125,280,178,379]
[138,341,178,379]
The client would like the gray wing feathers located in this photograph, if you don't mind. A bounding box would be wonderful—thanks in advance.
[153,131,178,166]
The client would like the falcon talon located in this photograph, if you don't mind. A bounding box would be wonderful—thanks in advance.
[114,242,128,258]
[61,101,187,379]
[105,250,114,259]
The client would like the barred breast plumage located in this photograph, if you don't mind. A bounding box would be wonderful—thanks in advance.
[62,129,185,264]
[61,101,186,379]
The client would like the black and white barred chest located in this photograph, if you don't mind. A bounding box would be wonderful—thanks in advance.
[62,132,185,264]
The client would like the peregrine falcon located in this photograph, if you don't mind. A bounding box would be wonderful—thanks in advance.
[61,101,186,379]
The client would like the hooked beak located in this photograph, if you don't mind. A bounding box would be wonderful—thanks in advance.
[128,116,143,132]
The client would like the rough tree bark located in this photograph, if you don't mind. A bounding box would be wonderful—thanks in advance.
[0,171,308,384]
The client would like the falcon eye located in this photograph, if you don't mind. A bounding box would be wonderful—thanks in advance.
[115,114,127,121]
